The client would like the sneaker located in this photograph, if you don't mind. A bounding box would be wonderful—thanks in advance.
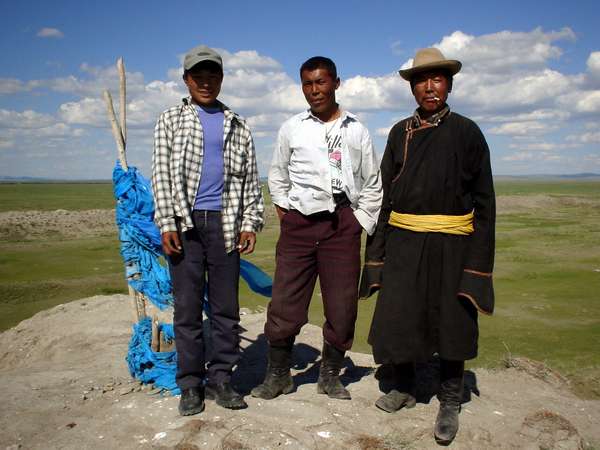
[178,387,205,416]
[205,381,248,410]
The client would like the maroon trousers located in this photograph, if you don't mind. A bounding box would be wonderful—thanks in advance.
[265,206,362,351]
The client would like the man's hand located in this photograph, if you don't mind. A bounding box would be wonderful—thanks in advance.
[161,231,182,256]
[238,231,256,255]
[275,205,288,222]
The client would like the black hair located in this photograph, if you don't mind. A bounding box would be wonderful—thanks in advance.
[300,56,338,80]
[183,60,223,78]
[410,69,453,92]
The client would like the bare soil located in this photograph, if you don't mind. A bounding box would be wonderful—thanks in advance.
[1,295,599,450]
[0,209,116,241]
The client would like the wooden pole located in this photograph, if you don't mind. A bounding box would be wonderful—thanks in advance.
[103,90,128,171]
[117,57,127,144]
[129,286,140,322]
[151,315,160,352]
[103,57,148,324]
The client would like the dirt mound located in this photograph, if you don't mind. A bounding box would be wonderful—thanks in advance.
[497,195,599,214]
[0,209,116,240]
[1,295,599,449]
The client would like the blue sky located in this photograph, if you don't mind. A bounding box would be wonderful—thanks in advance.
[1,0,599,179]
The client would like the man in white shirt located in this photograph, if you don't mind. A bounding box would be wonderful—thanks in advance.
[252,56,382,400]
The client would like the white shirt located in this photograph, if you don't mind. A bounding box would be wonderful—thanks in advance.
[268,109,382,235]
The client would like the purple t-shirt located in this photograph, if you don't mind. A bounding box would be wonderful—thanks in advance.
[193,105,224,211]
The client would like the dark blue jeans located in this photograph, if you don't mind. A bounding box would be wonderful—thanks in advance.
[169,210,241,390]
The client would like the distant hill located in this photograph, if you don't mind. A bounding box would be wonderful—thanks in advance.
[0,176,51,183]
[2,174,599,184]
[495,173,600,180]
[0,176,111,184]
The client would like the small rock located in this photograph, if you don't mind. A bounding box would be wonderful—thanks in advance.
[119,386,134,395]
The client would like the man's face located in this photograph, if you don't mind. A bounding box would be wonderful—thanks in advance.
[184,69,223,107]
[301,68,340,119]
[411,70,450,116]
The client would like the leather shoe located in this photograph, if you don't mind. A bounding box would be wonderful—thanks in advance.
[178,387,205,416]
[205,381,248,410]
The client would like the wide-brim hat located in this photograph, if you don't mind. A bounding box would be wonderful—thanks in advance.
[399,48,461,81]
[183,45,223,71]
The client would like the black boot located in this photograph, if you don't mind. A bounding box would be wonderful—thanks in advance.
[434,360,464,446]
[317,342,351,400]
[178,387,205,416]
[251,340,294,399]
[375,362,416,413]
[205,381,248,410]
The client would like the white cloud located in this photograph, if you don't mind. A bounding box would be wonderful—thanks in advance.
[59,97,105,126]
[567,131,600,144]
[454,69,571,113]
[508,142,559,151]
[0,109,56,128]
[475,109,571,124]
[220,49,282,71]
[570,90,600,113]
[0,78,43,95]
[502,151,563,162]
[587,52,600,78]
[338,74,409,111]
[246,112,292,135]
[434,27,575,73]
[3,34,600,177]
[489,121,555,136]
[0,78,28,94]
[37,27,64,39]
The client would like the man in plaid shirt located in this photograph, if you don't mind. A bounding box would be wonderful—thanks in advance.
[152,45,264,416]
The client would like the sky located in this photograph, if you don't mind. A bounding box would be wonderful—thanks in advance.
[1,0,599,180]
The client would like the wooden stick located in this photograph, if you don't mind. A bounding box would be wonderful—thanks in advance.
[103,90,128,171]
[128,285,140,323]
[151,315,160,352]
[117,57,127,145]
[136,292,147,318]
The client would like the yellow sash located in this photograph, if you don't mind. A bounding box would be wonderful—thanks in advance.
[388,210,474,235]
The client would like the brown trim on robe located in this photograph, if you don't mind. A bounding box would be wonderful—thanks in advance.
[458,292,493,316]
[464,269,493,277]
[365,261,384,266]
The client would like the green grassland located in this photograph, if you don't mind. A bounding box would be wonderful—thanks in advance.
[1,180,599,398]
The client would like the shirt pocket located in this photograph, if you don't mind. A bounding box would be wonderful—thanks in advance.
[226,140,247,178]
[343,132,363,174]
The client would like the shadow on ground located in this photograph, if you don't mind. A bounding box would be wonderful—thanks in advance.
[233,330,374,396]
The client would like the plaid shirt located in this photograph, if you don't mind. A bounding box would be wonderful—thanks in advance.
[151,97,264,253]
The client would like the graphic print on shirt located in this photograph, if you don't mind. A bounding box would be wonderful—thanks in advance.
[326,122,343,193]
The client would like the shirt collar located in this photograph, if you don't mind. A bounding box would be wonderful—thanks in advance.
[412,105,450,128]
[300,107,356,124]
[182,96,238,122]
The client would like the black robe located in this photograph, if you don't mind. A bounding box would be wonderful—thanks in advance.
[362,111,495,363]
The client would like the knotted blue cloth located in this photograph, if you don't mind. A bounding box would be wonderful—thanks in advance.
[113,162,272,394]
[113,162,173,309]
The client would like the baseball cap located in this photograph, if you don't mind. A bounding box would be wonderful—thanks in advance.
[183,45,223,71]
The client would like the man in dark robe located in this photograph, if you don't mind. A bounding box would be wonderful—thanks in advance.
[360,48,495,445]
